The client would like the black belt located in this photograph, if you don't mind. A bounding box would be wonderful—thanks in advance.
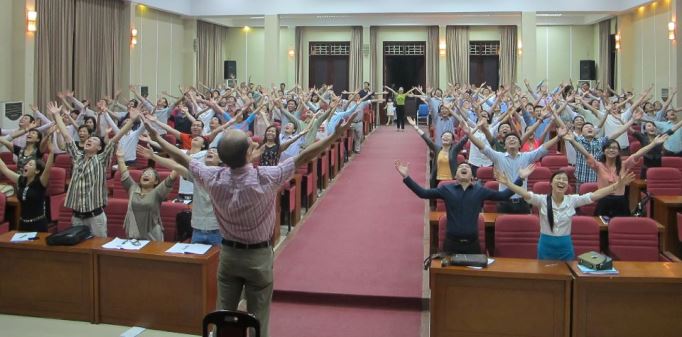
[73,207,104,219]
[506,198,525,204]
[222,239,271,249]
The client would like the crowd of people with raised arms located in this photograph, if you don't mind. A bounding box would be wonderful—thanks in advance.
[396,79,681,261]
[2,78,682,336]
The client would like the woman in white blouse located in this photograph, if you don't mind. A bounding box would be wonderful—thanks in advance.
[495,164,634,260]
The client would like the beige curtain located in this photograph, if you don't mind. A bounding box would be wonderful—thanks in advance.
[499,26,518,88]
[196,20,228,88]
[446,26,469,85]
[426,26,439,89]
[348,26,363,91]
[35,0,75,110]
[598,20,611,90]
[73,0,124,103]
[295,26,304,86]
[370,26,378,92]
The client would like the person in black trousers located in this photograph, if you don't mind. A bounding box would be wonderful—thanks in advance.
[396,160,525,254]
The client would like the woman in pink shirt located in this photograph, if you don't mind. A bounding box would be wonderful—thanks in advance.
[565,133,668,218]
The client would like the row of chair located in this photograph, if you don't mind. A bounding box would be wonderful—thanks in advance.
[437,214,674,262]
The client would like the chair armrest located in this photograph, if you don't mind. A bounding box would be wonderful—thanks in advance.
[661,251,681,262]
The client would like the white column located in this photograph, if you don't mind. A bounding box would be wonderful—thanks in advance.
[362,25,370,85]
[520,12,537,84]
[264,15,280,85]
[439,25,447,89]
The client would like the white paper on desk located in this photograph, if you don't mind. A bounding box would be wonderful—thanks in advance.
[120,326,145,337]
[467,258,496,270]
[101,238,150,250]
[166,242,211,255]
[10,232,38,242]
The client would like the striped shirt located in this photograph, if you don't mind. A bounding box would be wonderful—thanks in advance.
[574,135,608,183]
[64,141,115,212]
[189,157,296,243]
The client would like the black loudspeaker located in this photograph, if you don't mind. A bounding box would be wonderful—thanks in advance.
[140,86,148,98]
[580,60,596,81]
[224,60,237,80]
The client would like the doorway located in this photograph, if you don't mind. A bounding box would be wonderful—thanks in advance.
[469,41,500,89]
[382,41,426,123]
[309,42,350,92]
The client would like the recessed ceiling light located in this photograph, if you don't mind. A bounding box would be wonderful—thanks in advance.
[537,13,563,17]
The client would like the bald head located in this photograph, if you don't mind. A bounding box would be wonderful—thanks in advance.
[217,129,251,168]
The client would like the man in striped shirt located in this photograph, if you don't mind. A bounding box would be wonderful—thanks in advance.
[147,113,356,337]
[49,101,138,237]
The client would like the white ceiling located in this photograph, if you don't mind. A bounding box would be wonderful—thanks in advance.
[130,0,653,26]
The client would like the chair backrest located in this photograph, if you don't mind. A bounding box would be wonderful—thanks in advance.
[540,155,569,171]
[527,167,552,191]
[418,104,429,117]
[646,167,682,196]
[608,217,659,261]
[476,166,494,183]
[160,201,190,241]
[203,310,260,337]
[483,181,499,213]
[571,216,601,256]
[111,170,142,199]
[494,214,540,258]
[437,214,486,253]
[662,156,682,175]
[435,180,457,211]
[47,167,66,196]
[577,182,599,215]
[104,198,128,238]
[0,151,14,164]
[54,153,73,178]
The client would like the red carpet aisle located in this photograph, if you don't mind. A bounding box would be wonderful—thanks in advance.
[271,126,428,337]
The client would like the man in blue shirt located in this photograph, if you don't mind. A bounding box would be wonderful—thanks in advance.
[396,161,524,254]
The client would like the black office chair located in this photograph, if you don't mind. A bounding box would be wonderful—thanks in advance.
[202,310,261,337]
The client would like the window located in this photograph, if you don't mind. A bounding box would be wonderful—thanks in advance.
[309,42,350,56]
[469,41,500,56]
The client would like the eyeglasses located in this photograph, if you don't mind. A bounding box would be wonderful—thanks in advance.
[121,239,141,246]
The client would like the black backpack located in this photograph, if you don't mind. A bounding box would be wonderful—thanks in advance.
[46,226,92,246]
[175,210,192,242]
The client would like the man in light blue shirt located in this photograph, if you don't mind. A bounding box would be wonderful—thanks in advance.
[651,110,682,155]
[463,121,567,214]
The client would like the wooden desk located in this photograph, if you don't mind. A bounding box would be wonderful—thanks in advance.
[430,258,571,337]
[628,179,647,211]
[569,261,682,337]
[0,232,108,322]
[652,195,682,255]
[94,242,219,335]
[428,211,665,254]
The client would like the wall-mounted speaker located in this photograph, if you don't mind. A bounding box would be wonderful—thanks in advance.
[580,60,596,81]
